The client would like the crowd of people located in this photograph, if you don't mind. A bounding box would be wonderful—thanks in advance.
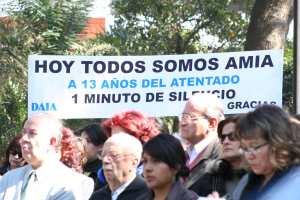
[0,93,300,200]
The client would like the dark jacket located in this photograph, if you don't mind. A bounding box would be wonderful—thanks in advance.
[83,159,104,191]
[167,181,198,200]
[184,138,222,196]
[89,176,150,200]
[145,180,198,200]
[0,163,9,175]
[198,159,245,199]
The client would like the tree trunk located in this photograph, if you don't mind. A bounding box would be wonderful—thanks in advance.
[245,0,293,50]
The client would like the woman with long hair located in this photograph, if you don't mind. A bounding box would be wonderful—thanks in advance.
[233,105,300,200]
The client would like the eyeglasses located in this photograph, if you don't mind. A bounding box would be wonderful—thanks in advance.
[9,150,22,158]
[240,143,268,155]
[101,153,132,161]
[219,132,237,143]
[180,113,207,121]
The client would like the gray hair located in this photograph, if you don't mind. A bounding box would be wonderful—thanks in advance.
[188,93,224,121]
[106,133,143,164]
[26,113,63,142]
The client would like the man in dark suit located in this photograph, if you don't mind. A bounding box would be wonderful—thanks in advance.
[89,133,149,200]
[180,93,224,196]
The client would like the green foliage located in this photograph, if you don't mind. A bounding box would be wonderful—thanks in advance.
[0,0,93,159]
[283,40,294,112]
[68,41,120,56]
[0,79,27,159]
[97,0,252,55]
[8,0,92,54]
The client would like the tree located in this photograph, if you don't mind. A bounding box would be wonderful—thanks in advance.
[0,0,92,159]
[99,0,253,55]
[283,40,294,111]
[245,0,293,50]
[244,0,294,112]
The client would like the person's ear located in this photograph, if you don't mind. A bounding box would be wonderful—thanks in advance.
[132,157,139,167]
[50,137,57,146]
[171,165,180,176]
[208,118,218,129]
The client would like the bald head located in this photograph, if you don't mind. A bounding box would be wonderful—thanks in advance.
[101,133,143,190]
[104,133,143,164]
[20,113,63,168]
[181,93,224,144]
[25,113,63,141]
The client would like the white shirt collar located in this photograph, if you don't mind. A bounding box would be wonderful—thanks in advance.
[111,175,136,200]
[187,133,217,164]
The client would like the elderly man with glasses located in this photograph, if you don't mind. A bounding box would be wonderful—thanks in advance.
[89,133,149,200]
[180,93,224,196]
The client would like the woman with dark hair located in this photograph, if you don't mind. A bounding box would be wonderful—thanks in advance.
[233,105,300,200]
[78,123,107,190]
[143,134,198,200]
[195,116,246,199]
[0,135,26,175]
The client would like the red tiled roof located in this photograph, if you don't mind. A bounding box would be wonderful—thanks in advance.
[0,16,105,40]
[79,17,105,40]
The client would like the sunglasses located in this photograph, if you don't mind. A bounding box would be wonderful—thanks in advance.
[219,132,237,143]
[9,150,22,158]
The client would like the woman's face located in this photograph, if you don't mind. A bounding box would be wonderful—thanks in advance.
[142,152,177,190]
[241,137,275,179]
[9,151,25,169]
[220,122,241,160]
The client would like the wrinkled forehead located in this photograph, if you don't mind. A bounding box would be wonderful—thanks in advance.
[23,115,62,138]
[23,117,47,131]
[102,141,126,153]
[183,101,206,114]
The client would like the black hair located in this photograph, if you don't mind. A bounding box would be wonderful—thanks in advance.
[1,135,23,174]
[143,133,189,180]
[78,123,107,146]
[217,116,239,138]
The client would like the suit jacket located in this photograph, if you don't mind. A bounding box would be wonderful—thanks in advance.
[184,137,222,196]
[89,176,150,200]
[0,161,94,200]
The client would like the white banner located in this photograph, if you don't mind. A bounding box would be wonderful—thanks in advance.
[28,49,283,119]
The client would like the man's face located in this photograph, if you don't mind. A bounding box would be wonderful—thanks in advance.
[180,103,210,144]
[101,141,136,185]
[20,117,52,168]
[220,122,241,160]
